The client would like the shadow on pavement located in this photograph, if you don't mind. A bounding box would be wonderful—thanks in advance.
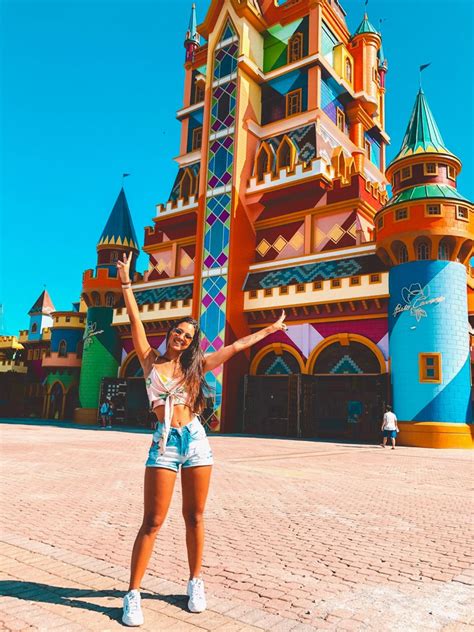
[0,580,187,622]
[0,418,381,447]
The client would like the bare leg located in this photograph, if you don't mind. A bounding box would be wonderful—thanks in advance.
[181,466,212,579]
[391,436,396,449]
[382,436,387,447]
[128,467,177,590]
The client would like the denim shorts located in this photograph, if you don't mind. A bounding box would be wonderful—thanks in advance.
[145,417,214,472]
[383,429,397,439]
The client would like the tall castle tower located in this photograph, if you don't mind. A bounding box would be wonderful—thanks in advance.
[376,89,473,447]
[75,188,139,423]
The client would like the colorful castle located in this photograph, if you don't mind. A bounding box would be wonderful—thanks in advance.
[3,0,472,447]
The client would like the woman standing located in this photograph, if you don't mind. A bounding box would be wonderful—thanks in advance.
[117,252,287,627]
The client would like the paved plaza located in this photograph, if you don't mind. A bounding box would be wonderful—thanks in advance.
[0,421,473,631]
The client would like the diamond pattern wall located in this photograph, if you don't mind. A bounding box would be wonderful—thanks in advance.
[199,20,239,431]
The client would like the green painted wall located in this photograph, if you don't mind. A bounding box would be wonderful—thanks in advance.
[78,307,121,409]
[263,17,308,73]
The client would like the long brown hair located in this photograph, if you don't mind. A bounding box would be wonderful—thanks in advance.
[166,317,211,412]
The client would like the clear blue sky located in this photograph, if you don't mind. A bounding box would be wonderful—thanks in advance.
[1,0,472,336]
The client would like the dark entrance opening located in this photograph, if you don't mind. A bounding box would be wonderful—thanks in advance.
[243,339,388,443]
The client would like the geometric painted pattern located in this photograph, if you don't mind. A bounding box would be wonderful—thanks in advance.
[148,250,172,280]
[330,355,363,374]
[256,222,305,261]
[266,124,317,167]
[135,283,193,305]
[199,20,239,430]
[314,211,361,252]
[244,254,388,290]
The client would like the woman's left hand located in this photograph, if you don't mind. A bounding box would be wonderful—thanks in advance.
[269,310,288,333]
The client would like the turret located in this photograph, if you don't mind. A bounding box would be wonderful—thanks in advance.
[350,13,381,113]
[184,3,200,64]
[76,188,139,424]
[375,88,473,447]
[27,290,55,341]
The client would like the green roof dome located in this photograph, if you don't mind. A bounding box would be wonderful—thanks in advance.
[391,89,456,164]
[353,13,379,36]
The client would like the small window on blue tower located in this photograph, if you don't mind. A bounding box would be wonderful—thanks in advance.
[419,353,441,383]
[58,340,67,357]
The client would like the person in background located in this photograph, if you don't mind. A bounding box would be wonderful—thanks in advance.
[99,398,111,429]
[381,405,399,449]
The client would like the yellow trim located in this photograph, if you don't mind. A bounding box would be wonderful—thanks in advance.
[424,203,442,218]
[307,333,386,375]
[369,274,381,284]
[179,167,196,200]
[313,280,323,290]
[400,165,412,181]
[397,422,473,449]
[279,286,289,295]
[254,141,273,182]
[276,134,298,172]
[250,343,305,375]
[419,353,442,383]
[191,126,203,151]
[350,276,361,286]
[287,32,303,65]
[295,283,306,293]
[285,88,303,118]
[456,205,469,222]
[330,279,341,288]
[423,162,438,176]
[394,207,409,222]
[336,106,345,132]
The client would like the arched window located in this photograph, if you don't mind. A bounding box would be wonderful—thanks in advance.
[345,58,352,83]
[398,244,408,264]
[31,323,38,333]
[92,292,101,306]
[438,240,450,260]
[276,136,296,172]
[110,251,118,263]
[255,143,272,181]
[180,168,195,201]
[105,292,115,307]
[58,340,67,357]
[416,240,431,260]
[288,33,303,63]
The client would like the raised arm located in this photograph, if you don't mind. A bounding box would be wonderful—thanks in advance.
[117,252,154,370]
[203,311,287,372]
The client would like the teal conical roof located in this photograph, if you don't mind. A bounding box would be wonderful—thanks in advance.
[185,3,200,45]
[353,13,379,36]
[98,188,139,251]
[378,41,387,69]
[392,89,455,163]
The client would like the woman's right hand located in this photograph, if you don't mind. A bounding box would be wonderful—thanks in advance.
[117,252,132,283]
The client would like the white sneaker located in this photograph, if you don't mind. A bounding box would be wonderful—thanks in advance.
[122,589,144,626]
[187,577,206,613]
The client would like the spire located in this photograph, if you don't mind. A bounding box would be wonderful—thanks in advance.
[391,89,455,163]
[185,4,200,47]
[378,41,387,71]
[28,290,55,316]
[353,13,379,36]
[98,188,139,251]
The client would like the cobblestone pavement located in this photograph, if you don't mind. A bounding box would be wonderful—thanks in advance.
[0,420,473,631]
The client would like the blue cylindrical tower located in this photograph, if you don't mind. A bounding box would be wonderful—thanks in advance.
[376,89,473,448]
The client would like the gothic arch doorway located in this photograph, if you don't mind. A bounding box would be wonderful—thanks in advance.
[308,336,387,441]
